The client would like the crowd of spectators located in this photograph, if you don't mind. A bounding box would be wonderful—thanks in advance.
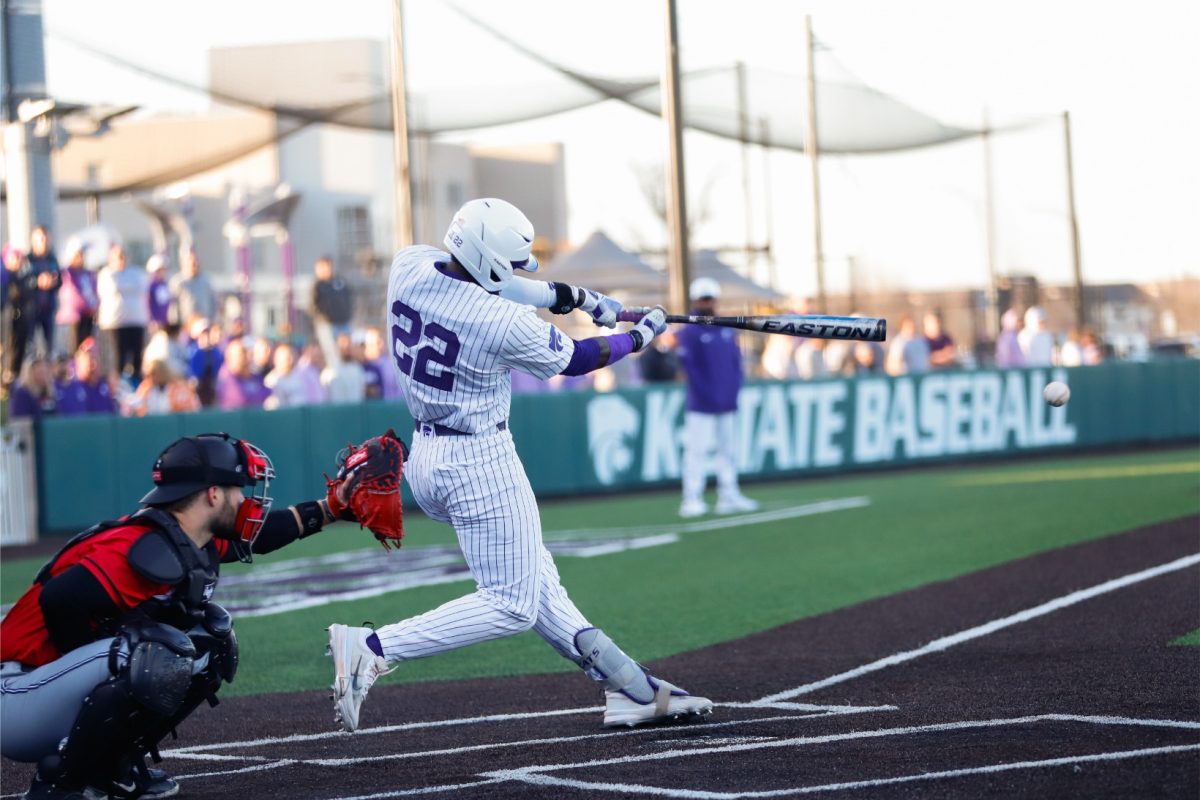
[755,306,1105,382]
[3,235,399,422]
[2,228,1118,420]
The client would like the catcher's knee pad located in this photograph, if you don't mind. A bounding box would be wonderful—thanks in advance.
[574,627,653,703]
[119,620,197,717]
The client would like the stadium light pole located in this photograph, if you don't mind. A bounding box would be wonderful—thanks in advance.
[662,0,691,314]
[389,0,414,250]
[803,15,827,313]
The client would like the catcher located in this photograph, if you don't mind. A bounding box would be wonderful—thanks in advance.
[0,430,403,800]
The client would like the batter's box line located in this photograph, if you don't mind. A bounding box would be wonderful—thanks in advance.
[476,714,1200,800]
[163,700,896,756]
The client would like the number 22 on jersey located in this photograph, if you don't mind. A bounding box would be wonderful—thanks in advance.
[391,300,461,391]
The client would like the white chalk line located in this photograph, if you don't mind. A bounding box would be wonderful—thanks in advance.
[542,497,872,541]
[170,709,883,770]
[481,714,1200,799]
[496,744,1200,799]
[482,714,1200,777]
[164,701,895,755]
[754,551,1200,705]
[337,778,507,800]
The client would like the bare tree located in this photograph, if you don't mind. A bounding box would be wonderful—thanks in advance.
[628,161,719,252]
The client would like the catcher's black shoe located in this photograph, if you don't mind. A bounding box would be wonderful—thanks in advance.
[107,765,179,800]
[22,772,107,800]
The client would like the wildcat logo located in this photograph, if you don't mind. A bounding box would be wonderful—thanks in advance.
[586,395,640,485]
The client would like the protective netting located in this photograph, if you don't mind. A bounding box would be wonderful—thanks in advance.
[48,13,984,198]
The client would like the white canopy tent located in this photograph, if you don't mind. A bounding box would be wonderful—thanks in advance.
[689,249,785,306]
[539,230,667,295]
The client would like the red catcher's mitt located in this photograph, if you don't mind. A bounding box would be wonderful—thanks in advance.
[325,429,406,549]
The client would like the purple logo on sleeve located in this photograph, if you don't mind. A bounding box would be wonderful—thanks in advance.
[548,327,564,353]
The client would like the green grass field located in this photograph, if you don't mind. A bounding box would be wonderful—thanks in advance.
[3,446,1197,696]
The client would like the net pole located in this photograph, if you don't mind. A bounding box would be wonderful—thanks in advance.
[736,61,755,284]
[981,109,1000,339]
[662,0,691,313]
[1063,110,1086,329]
[389,0,414,250]
[803,15,827,313]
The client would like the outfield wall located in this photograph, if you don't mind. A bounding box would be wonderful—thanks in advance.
[32,361,1200,533]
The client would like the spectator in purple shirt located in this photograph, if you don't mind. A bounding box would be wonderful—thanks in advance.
[186,320,224,407]
[216,338,270,410]
[56,342,116,416]
[55,239,99,354]
[363,326,402,400]
[146,254,173,330]
[8,357,58,420]
[994,308,1026,368]
[675,277,758,518]
[923,311,958,370]
[295,342,329,405]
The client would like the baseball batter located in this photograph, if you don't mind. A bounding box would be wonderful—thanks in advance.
[327,198,712,731]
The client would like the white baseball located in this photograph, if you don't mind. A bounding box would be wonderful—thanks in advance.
[1043,381,1070,407]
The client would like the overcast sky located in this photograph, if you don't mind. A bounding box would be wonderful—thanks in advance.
[39,0,1200,297]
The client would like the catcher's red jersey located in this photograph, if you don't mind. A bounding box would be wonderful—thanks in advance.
[0,524,227,667]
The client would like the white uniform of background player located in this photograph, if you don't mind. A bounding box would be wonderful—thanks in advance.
[327,199,711,731]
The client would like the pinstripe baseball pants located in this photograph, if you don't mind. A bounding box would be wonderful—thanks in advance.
[374,427,591,664]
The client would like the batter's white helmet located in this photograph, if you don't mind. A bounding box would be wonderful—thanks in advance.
[689,277,721,301]
[444,198,539,292]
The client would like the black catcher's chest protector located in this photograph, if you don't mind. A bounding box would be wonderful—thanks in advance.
[36,508,221,627]
[126,509,221,626]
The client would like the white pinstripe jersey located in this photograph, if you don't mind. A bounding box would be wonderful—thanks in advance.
[386,245,574,433]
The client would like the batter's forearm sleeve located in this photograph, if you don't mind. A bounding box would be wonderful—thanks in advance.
[40,565,121,654]
[498,275,558,309]
[561,333,636,376]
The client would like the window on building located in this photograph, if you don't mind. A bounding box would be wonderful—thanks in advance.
[336,206,374,273]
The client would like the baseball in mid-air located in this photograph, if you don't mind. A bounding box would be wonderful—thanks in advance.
[1043,381,1070,407]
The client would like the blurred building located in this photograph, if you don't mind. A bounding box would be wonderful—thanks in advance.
[48,39,567,334]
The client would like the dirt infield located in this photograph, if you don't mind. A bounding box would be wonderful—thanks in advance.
[4,515,1198,799]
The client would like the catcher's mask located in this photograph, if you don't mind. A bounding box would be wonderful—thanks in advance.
[140,433,275,562]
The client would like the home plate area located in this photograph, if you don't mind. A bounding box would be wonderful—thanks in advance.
[159,703,1200,799]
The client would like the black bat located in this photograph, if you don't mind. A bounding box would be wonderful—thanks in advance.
[616,311,887,342]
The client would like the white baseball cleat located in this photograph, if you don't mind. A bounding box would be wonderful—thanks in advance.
[327,624,394,732]
[715,494,760,514]
[678,499,708,518]
[602,678,713,728]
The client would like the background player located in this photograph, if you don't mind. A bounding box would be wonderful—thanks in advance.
[1,434,354,800]
[327,197,712,732]
[676,277,759,517]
